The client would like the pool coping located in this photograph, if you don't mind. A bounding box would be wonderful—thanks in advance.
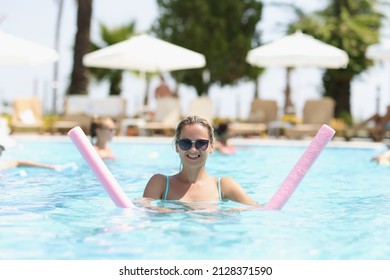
[9,134,388,149]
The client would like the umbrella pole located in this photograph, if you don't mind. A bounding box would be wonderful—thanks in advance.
[143,74,150,106]
[255,75,261,99]
[376,85,380,115]
[138,71,149,118]
[284,67,295,114]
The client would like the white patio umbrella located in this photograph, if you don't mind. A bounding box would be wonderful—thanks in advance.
[83,34,206,72]
[83,34,206,110]
[0,29,59,65]
[246,30,349,113]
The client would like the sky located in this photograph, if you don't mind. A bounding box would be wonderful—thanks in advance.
[1,0,390,121]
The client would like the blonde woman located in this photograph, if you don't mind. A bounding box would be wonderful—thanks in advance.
[143,116,258,206]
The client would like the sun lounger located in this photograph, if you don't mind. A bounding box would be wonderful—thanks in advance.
[188,96,214,124]
[10,97,44,134]
[230,99,278,137]
[137,97,181,136]
[284,97,335,139]
[52,95,126,134]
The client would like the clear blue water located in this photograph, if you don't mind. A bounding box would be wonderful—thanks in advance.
[1,139,390,260]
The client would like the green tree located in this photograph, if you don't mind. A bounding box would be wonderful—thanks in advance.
[68,0,92,96]
[153,0,263,96]
[289,0,384,123]
[88,22,137,96]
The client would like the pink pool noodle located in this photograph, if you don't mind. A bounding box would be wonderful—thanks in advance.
[264,124,335,210]
[68,126,134,208]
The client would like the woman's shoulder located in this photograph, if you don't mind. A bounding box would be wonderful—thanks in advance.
[219,176,238,186]
[144,173,168,199]
[148,173,169,183]
[93,145,115,159]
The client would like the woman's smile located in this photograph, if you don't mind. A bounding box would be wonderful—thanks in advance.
[186,153,200,159]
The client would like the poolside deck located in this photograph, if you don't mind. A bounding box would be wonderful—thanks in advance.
[8,131,388,150]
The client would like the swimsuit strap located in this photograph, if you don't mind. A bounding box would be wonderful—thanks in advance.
[163,175,170,200]
[218,178,222,201]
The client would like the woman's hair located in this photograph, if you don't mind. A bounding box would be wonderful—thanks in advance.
[90,116,114,139]
[214,122,230,138]
[174,115,214,144]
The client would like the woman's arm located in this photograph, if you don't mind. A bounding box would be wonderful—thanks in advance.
[133,197,175,212]
[0,160,58,171]
[14,160,59,170]
[220,177,260,206]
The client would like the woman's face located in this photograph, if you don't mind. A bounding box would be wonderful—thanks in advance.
[176,124,213,166]
[96,119,117,141]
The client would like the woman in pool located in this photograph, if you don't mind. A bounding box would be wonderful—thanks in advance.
[214,121,237,155]
[90,117,117,160]
[371,146,390,165]
[143,115,258,206]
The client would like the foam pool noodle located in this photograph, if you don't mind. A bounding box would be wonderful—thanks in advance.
[69,124,334,211]
[263,124,335,210]
[68,126,134,208]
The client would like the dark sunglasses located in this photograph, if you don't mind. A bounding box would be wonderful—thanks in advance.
[102,127,117,132]
[177,139,210,151]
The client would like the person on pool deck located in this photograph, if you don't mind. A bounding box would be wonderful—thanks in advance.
[154,75,176,99]
[142,115,259,207]
[90,116,117,160]
[0,144,59,171]
[362,105,390,142]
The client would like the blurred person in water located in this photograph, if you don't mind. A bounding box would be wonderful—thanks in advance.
[213,121,237,155]
[90,116,117,160]
[371,145,390,165]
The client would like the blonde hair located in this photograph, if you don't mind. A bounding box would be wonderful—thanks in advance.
[174,115,214,144]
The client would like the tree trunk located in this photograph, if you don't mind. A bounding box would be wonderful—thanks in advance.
[323,69,351,121]
[67,0,92,96]
[109,71,122,96]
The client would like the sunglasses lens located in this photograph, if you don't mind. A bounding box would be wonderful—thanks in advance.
[178,139,209,151]
[178,139,192,150]
[195,140,209,151]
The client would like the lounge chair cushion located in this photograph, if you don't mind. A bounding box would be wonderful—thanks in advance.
[18,110,36,124]
[247,110,266,123]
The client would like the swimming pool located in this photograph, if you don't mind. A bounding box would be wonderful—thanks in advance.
[1,136,389,260]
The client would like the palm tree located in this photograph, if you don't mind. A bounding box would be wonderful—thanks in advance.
[88,22,136,96]
[67,0,92,96]
[289,0,384,124]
